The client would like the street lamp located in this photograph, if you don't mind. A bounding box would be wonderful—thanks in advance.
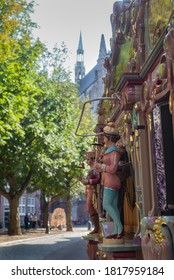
[45,195,51,234]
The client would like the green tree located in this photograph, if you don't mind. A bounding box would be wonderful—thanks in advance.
[0,0,44,235]
[29,44,96,232]
[0,1,95,236]
[57,103,96,231]
[30,84,95,231]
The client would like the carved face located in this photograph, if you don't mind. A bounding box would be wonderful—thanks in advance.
[103,135,110,148]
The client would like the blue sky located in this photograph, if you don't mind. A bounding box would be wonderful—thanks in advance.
[31,0,117,80]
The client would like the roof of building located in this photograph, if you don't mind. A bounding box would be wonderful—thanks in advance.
[78,64,98,95]
[78,34,107,96]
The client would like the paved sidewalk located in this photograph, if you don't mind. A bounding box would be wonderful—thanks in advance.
[0,228,63,244]
[0,226,88,245]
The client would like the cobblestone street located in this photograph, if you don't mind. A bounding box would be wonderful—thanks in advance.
[0,228,61,244]
[0,226,87,246]
[0,226,89,260]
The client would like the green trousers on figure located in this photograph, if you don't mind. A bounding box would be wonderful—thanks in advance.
[103,188,123,235]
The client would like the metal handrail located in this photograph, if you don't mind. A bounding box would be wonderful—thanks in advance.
[75,96,120,137]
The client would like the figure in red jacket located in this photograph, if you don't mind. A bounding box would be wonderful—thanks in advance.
[79,151,101,235]
[94,122,123,240]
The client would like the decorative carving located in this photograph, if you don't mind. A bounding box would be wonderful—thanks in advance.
[120,85,140,110]
[140,80,152,112]
[110,1,123,39]
[141,216,174,260]
[134,129,140,166]
[152,106,167,211]
[140,65,169,114]
[103,57,114,95]
[97,106,106,126]
[150,77,168,101]
[164,26,174,61]
[164,26,174,134]
[129,133,134,169]
[131,0,140,26]
[134,102,141,113]
[97,115,105,125]
[120,6,131,36]
[109,1,125,67]
[123,112,132,124]
[147,0,172,49]
[97,107,105,115]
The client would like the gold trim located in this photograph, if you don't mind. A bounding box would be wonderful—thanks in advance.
[135,202,141,236]
[169,90,172,114]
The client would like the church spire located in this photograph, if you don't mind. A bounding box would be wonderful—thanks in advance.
[97,34,107,61]
[77,31,84,54]
[75,32,85,84]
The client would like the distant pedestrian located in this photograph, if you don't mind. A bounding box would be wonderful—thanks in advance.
[29,214,33,228]
[32,213,37,229]
[24,214,29,229]
[87,220,92,231]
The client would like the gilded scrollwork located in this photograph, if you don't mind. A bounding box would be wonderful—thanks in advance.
[129,134,134,169]
[134,129,140,166]
[141,216,174,260]
[146,113,152,132]
[134,101,141,113]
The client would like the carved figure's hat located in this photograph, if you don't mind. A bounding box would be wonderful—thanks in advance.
[103,122,118,135]
[85,150,95,159]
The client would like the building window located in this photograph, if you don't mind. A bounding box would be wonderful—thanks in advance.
[19,197,26,215]
[19,206,26,215]
[20,197,26,204]
[27,197,35,214]
[4,198,9,206]
[3,198,9,228]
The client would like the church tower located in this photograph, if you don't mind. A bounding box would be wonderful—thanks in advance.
[75,32,85,84]
[97,34,107,62]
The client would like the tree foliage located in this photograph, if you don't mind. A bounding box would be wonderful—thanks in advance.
[0,0,94,235]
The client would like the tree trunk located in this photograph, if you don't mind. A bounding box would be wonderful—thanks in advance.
[8,196,21,236]
[43,201,49,228]
[66,193,73,231]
